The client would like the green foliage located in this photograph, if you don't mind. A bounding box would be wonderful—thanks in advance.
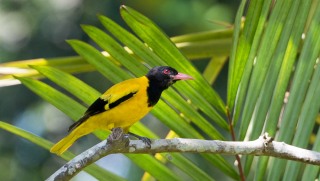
[0,121,125,181]
[1,0,320,180]
[228,0,320,180]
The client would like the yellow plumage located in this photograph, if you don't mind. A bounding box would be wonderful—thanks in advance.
[50,66,193,155]
[50,76,151,155]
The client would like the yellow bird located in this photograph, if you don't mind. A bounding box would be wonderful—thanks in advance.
[50,66,193,155]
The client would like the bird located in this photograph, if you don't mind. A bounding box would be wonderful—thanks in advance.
[50,66,193,155]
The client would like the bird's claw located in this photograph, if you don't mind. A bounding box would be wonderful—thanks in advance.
[139,137,152,148]
[128,132,152,148]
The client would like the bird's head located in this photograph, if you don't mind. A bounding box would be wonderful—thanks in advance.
[146,66,193,90]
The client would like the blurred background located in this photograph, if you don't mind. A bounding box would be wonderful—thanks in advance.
[0,0,239,180]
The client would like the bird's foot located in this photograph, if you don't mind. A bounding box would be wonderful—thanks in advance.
[128,132,152,148]
[108,127,129,147]
[139,137,152,147]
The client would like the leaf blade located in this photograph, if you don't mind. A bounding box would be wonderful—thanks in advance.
[120,5,227,118]
[0,121,125,181]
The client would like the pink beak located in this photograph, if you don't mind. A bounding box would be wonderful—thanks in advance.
[173,73,194,80]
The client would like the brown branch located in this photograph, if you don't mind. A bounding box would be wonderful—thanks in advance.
[226,107,245,181]
[46,129,320,181]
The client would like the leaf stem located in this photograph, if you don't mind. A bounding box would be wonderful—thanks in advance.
[227,107,245,181]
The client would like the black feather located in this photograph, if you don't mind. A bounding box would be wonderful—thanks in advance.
[146,66,178,106]
[146,80,163,107]
[68,91,137,132]
[109,92,137,109]
[68,98,107,132]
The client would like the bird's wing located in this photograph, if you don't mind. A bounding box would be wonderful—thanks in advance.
[68,80,141,132]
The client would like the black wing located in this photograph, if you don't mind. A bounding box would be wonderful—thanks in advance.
[68,91,138,132]
[68,98,107,132]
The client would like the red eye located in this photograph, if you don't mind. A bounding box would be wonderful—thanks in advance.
[163,69,170,75]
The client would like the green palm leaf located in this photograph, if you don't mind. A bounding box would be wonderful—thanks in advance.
[1,1,320,180]
[228,0,320,179]
[0,113,123,181]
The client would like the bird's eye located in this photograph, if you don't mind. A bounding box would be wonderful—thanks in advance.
[163,69,171,75]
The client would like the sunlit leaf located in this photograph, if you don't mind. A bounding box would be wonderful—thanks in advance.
[266,0,320,179]
[14,76,85,120]
[120,6,227,118]
[0,121,125,181]
[31,65,100,105]
[202,56,228,84]
[282,46,320,180]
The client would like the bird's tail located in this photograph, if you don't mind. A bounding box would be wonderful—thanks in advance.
[50,126,88,155]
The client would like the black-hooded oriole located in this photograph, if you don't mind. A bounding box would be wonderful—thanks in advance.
[50,66,193,155]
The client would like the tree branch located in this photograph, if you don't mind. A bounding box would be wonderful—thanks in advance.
[46,128,320,181]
